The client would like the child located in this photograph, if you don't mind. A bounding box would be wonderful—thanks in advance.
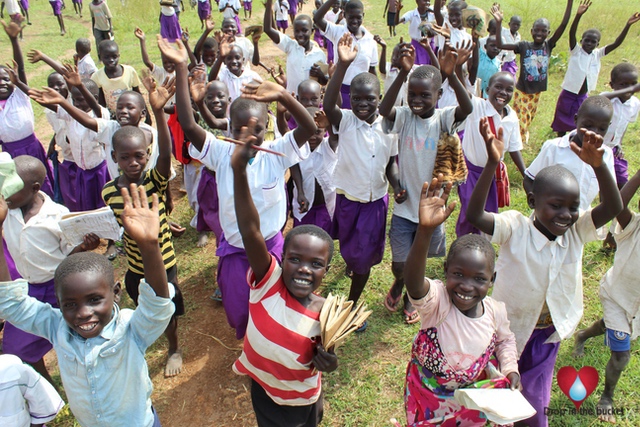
[0,354,64,426]
[525,96,615,212]
[0,184,175,426]
[324,34,401,323]
[433,0,472,50]
[1,155,100,398]
[101,76,184,377]
[470,34,501,98]
[383,0,399,38]
[376,36,426,108]
[0,22,54,197]
[197,0,211,28]
[209,36,262,102]
[379,43,471,323]
[499,15,521,77]
[220,17,255,68]
[466,118,623,427]
[551,3,639,136]
[219,0,241,33]
[397,0,436,65]
[264,0,328,93]
[243,0,251,20]
[231,109,337,426]
[492,0,574,143]
[456,71,526,236]
[89,0,112,52]
[135,27,176,95]
[275,0,290,33]
[159,0,182,42]
[159,36,317,339]
[48,0,66,35]
[314,0,379,108]
[193,18,218,69]
[321,0,341,63]
[280,79,323,130]
[402,175,519,426]
[572,168,640,424]
[71,0,82,17]
[75,38,98,78]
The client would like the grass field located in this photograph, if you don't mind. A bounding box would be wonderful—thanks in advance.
[1,0,640,425]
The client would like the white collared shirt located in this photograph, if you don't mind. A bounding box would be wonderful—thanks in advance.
[58,106,110,170]
[46,109,74,162]
[96,120,159,179]
[525,131,615,211]
[499,27,520,63]
[0,90,35,143]
[233,36,255,68]
[322,22,378,86]
[4,192,75,284]
[602,95,640,148]
[77,54,98,79]
[151,65,176,106]
[561,45,606,94]
[218,66,262,103]
[276,34,327,95]
[189,131,310,248]
[401,8,435,41]
[462,96,522,167]
[490,209,603,355]
[333,110,398,202]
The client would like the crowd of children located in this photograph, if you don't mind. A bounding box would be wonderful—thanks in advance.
[0,0,640,426]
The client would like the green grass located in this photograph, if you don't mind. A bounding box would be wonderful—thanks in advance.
[2,0,640,425]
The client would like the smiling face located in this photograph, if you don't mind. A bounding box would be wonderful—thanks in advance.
[58,271,121,339]
[0,67,15,100]
[222,18,238,36]
[99,44,121,72]
[115,93,146,126]
[447,5,463,29]
[350,82,379,123]
[202,46,217,67]
[487,73,514,112]
[407,77,441,118]
[293,18,312,49]
[48,73,69,100]
[531,21,550,45]
[161,54,176,74]
[205,81,230,118]
[224,46,244,77]
[345,7,364,35]
[444,248,494,318]
[281,234,330,305]
[611,69,638,103]
[529,176,580,240]
[580,30,600,55]
[112,134,149,181]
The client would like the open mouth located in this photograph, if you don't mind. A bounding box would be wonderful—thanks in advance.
[78,322,98,332]
[455,292,473,301]
[293,278,312,287]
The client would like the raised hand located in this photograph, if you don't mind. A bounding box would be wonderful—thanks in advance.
[142,71,176,111]
[1,20,24,39]
[189,66,208,103]
[181,27,190,43]
[241,79,283,103]
[61,63,82,87]
[576,0,591,16]
[219,34,235,58]
[430,23,451,40]
[134,27,146,41]
[490,3,503,23]
[455,39,474,66]
[479,117,505,164]
[29,86,66,105]
[570,129,605,168]
[438,44,458,78]
[417,176,457,230]
[314,110,330,129]
[337,33,358,64]
[251,26,263,44]
[373,34,386,48]
[398,43,415,73]
[628,12,640,26]
[156,36,190,64]
[3,60,19,84]
[26,49,43,64]
[120,184,160,245]
[269,65,286,88]
[205,17,215,32]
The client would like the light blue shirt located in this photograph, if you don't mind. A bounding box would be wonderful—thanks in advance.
[478,48,501,99]
[0,280,174,427]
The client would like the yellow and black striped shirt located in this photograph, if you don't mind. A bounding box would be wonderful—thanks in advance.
[102,168,176,275]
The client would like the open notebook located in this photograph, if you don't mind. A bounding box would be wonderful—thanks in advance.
[454,388,536,424]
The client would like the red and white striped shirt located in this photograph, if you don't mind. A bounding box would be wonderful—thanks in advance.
[233,256,322,406]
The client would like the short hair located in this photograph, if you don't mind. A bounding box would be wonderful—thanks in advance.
[55,252,115,296]
[117,90,146,110]
[533,18,550,29]
[14,155,46,185]
[98,40,118,56]
[229,97,267,123]
[577,95,613,119]
[447,234,495,270]
[532,165,579,196]
[297,79,322,94]
[75,38,91,53]
[488,71,514,86]
[112,125,147,152]
[82,78,99,98]
[284,225,335,263]
[47,72,64,86]
[294,14,313,27]
[582,28,601,40]
[611,62,638,82]
[203,37,218,50]
[351,72,380,93]
[510,15,522,23]
[344,0,363,13]
[487,19,497,32]
[409,65,442,89]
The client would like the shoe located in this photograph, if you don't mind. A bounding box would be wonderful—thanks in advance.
[355,320,368,333]
[404,309,420,325]
[384,290,402,313]
[210,288,222,302]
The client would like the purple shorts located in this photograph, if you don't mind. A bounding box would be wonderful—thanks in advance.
[276,19,288,30]
[455,157,498,237]
[49,0,62,16]
[58,159,79,212]
[288,0,297,15]
[19,0,29,10]
[160,13,182,42]
[613,145,629,187]
[243,0,251,10]
[197,0,211,20]
[196,168,222,242]
[76,160,109,211]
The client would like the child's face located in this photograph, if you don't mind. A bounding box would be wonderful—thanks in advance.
[58,271,121,339]
[202,47,217,67]
[345,8,364,35]
[5,178,38,210]
[116,93,146,126]
[390,45,402,68]
[308,125,327,150]
[99,45,120,71]
[224,47,245,77]
[111,135,150,181]
[205,81,230,118]
[293,20,312,48]
[297,86,322,108]
[231,108,266,147]
[161,54,176,74]
[573,105,612,144]
[447,6,463,29]
[484,37,500,59]
[71,86,93,112]
[487,74,515,112]
[281,234,330,304]
[580,31,600,54]
[407,78,440,119]
[529,179,580,239]
[444,248,494,318]
[531,22,550,44]
[509,17,521,34]
[48,74,69,100]
[611,70,638,103]
[222,18,238,36]
[350,82,379,123]
[0,67,15,101]
[416,0,429,11]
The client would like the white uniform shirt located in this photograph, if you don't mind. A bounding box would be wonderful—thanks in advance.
[322,22,378,86]
[96,120,159,179]
[602,95,640,148]
[561,45,606,94]
[46,109,74,162]
[77,54,98,79]
[499,27,520,63]
[0,90,35,143]
[490,209,603,354]
[233,36,255,68]
[219,0,240,19]
[274,0,289,21]
[276,35,327,95]
[218,66,262,102]
[401,8,435,41]
[58,106,110,170]
[525,131,615,211]
[189,131,310,248]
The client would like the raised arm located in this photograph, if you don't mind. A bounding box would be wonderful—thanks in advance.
[570,130,623,228]
[616,169,640,229]
[379,42,414,121]
[468,35,480,84]
[466,118,504,235]
[181,30,198,70]
[441,45,473,122]
[26,49,66,75]
[313,0,336,33]
[324,33,357,128]
[569,0,590,50]
[490,4,516,51]
[2,22,28,89]
[604,12,640,55]
[135,28,155,71]
[61,64,103,117]
[374,35,387,75]
[29,87,99,132]
[434,0,445,26]
[601,83,640,100]
[548,0,575,47]
[143,73,175,179]
[194,18,215,62]
[263,0,281,44]
[190,68,229,131]
[209,35,233,81]
[405,177,456,299]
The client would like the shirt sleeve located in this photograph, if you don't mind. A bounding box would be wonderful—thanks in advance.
[129,281,175,350]
[524,140,554,180]
[611,213,640,243]
[188,130,230,171]
[439,106,458,133]
[270,131,311,169]
[576,208,605,243]
[277,33,294,53]
[505,110,523,153]
[127,66,142,88]
[382,106,409,135]
[490,210,520,245]
[96,119,117,145]
[21,364,65,424]
[408,278,450,328]
[322,21,343,42]
[492,299,519,376]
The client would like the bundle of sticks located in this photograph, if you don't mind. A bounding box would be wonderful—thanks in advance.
[319,293,372,351]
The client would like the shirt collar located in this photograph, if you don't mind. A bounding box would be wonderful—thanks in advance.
[529,213,568,251]
[557,131,577,148]
[353,113,382,129]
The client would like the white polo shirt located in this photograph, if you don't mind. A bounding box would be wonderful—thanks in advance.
[490,209,603,355]
[602,95,640,148]
[401,8,435,41]
[189,131,310,248]
[276,35,327,95]
[561,45,606,94]
[525,131,615,211]
[77,54,98,79]
[218,66,262,103]
[0,90,35,143]
[499,27,520,63]
[46,109,74,162]
[322,22,378,86]
[58,106,110,170]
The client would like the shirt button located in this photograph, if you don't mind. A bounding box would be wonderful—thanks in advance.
[92,390,96,394]
[97,415,101,419]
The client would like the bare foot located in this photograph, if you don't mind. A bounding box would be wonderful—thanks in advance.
[572,330,587,358]
[104,243,117,261]
[196,231,209,248]
[164,350,183,377]
[597,396,616,423]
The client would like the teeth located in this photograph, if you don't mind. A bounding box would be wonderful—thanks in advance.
[78,322,97,331]
[456,292,473,301]
[553,222,569,227]
[293,279,312,286]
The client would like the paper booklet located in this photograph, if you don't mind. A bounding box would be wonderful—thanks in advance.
[453,388,536,424]
[59,207,122,246]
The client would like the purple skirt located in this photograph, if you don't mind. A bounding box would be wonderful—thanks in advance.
[3,239,21,281]
[551,89,586,133]
[160,13,183,42]
[455,157,498,237]
[276,19,288,30]
[243,0,251,10]
[326,39,334,64]
[288,0,297,15]
[613,145,629,187]
[313,30,324,48]
[76,160,109,211]
[501,59,518,77]
[196,168,222,241]
[49,0,62,15]
[1,133,54,197]
[216,233,284,339]
[340,84,351,109]
[333,193,388,275]
[2,278,57,364]
[234,14,242,33]
[58,159,79,212]
[20,0,29,10]
[411,39,433,66]
[293,203,334,237]
[198,0,211,19]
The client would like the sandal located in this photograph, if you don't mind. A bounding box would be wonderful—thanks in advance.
[355,320,368,333]
[384,290,402,313]
[404,309,420,325]
[210,288,223,302]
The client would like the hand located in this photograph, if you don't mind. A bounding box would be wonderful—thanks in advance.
[143,71,176,111]
[156,35,190,64]
[181,27,190,43]
[430,23,451,40]
[394,187,407,204]
[61,63,82,87]
[373,34,386,48]
[309,64,324,79]
[437,44,458,78]
[230,116,259,170]
[455,39,473,66]
[398,43,415,73]
[120,184,160,245]
[507,372,522,391]
[314,110,330,129]
[241,79,284,103]
[297,192,310,213]
[28,87,66,105]
[218,34,235,58]
[189,66,208,103]
[0,197,8,226]
[490,3,503,22]
[397,0,403,12]
[628,12,640,26]
[337,33,358,64]
[269,65,286,88]
[80,233,101,251]
[134,27,146,41]
[570,129,605,168]
[479,117,504,164]
[251,26,263,44]
[3,60,19,85]
[417,175,457,229]
[1,20,24,39]
[26,49,43,64]
[312,343,338,372]
[576,0,591,16]
[205,17,215,32]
